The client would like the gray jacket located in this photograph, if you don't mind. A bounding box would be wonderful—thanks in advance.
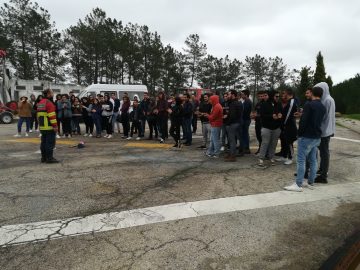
[57,100,72,118]
[315,82,336,137]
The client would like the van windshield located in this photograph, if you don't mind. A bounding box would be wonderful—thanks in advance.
[78,89,87,98]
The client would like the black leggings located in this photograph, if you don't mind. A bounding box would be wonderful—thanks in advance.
[84,116,94,134]
[61,118,71,135]
[170,121,181,143]
[121,114,130,137]
[102,116,113,135]
[158,115,168,140]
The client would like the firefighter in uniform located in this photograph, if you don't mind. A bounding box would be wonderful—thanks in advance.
[37,88,59,163]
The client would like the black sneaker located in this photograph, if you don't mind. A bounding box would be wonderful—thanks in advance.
[184,143,191,146]
[172,144,178,148]
[41,157,46,163]
[46,158,59,164]
[197,145,206,149]
[314,175,328,184]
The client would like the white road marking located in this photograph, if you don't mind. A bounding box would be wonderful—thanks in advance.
[0,182,359,247]
[333,136,360,143]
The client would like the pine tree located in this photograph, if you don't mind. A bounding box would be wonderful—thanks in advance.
[244,54,269,104]
[183,34,207,87]
[267,56,288,89]
[297,66,312,103]
[326,75,333,91]
[313,51,326,84]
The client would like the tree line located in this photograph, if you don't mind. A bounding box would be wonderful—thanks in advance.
[3,0,356,109]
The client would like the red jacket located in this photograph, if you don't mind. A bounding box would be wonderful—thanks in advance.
[37,98,58,130]
[208,95,223,127]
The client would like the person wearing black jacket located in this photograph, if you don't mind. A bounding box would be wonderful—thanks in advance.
[254,91,265,154]
[102,95,114,139]
[224,90,243,162]
[182,93,193,146]
[240,90,252,154]
[111,93,121,134]
[155,92,168,143]
[221,92,230,151]
[284,86,326,192]
[128,99,144,140]
[258,91,282,166]
[197,93,212,149]
[276,88,298,165]
[169,96,184,148]
[140,93,150,138]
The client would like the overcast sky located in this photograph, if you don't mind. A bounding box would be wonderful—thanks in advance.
[5,0,360,84]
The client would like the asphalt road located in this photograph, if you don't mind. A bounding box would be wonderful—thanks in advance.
[0,121,359,270]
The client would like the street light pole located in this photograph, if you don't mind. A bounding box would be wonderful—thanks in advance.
[0,53,6,104]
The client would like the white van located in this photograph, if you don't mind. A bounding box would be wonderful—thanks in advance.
[78,84,148,100]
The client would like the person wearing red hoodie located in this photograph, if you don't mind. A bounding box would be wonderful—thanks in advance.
[204,95,223,158]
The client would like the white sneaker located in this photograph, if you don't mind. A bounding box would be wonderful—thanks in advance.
[107,134,113,139]
[270,159,276,166]
[302,182,315,190]
[83,133,88,137]
[258,159,265,167]
[35,129,39,133]
[56,134,61,139]
[14,134,21,138]
[29,129,33,133]
[220,146,225,151]
[89,134,93,137]
[284,159,293,165]
[284,183,303,192]
[136,137,141,141]
[160,138,164,143]
[39,134,42,137]
[104,134,109,138]
[275,157,286,162]
[126,137,132,140]
[25,132,29,137]
[62,135,67,138]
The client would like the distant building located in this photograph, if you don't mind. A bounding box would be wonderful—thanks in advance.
[0,78,85,102]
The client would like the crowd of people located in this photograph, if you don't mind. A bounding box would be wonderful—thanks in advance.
[15,82,335,192]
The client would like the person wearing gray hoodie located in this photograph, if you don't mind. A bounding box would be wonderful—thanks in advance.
[314,82,336,183]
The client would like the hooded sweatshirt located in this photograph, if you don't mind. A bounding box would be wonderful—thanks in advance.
[315,82,336,137]
[208,95,223,127]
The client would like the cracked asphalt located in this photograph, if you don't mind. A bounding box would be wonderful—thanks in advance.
[0,121,359,270]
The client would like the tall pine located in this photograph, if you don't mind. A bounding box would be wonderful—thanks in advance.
[313,51,326,84]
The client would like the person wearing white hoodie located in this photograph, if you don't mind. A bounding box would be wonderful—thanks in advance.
[314,82,336,184]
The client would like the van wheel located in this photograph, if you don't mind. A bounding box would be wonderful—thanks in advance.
[0,112,14,124]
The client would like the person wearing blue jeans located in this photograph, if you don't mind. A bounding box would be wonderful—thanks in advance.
[205,95,223,157]
[284,86,326,192]
[295,137,321,186]
[224,90,243,162]
[17,117,31,134]
[207,127,221,157]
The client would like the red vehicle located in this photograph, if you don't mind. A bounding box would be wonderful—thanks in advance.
[0,102,14,124]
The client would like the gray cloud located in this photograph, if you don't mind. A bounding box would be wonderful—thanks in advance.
[4,0,359,83]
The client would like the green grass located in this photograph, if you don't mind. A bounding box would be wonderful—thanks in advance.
[343,114,360,121]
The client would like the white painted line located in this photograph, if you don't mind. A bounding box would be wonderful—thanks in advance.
[333,136,360,143]
[0,182,359,247]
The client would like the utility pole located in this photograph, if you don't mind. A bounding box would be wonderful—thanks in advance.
[0,49,7,104]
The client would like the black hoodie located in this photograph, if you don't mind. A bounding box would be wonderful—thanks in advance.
[260,100,282,130]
